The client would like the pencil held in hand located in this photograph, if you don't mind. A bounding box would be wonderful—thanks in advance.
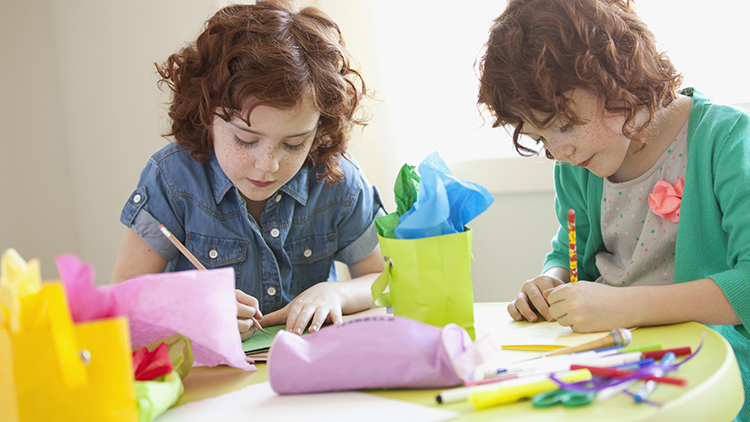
[158,223,265,333]
[159,224,206,270]
[567,209,578,282]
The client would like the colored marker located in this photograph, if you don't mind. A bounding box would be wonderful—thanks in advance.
[634,352,677,403]
[469,369,592,409]
[641,347,691,360]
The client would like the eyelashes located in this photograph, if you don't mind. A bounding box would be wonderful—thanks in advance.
[233,136,307,152]
[284,143,307,152]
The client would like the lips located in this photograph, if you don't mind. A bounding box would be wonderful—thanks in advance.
[249,179,274,188]
[577,156,594,168]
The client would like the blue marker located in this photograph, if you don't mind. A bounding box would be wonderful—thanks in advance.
[617,357,655,371]
[634,352,676,403]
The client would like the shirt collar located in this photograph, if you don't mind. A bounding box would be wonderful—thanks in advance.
[278,163,312,206]
[208,152,312,206]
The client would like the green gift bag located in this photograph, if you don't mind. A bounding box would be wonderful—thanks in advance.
[371,228,475,339]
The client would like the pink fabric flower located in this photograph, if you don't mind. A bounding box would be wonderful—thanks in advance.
[648,177,684,223]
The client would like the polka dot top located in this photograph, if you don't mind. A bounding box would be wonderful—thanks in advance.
[595,121,689,286]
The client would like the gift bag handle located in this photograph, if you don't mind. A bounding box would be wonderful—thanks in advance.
[371,256,393,307]
[46,283,89,390]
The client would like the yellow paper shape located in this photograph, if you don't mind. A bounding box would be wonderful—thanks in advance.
[0,249,42,334]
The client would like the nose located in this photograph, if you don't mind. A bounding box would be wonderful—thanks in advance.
[550,142,575,162]
[255,147,280,174]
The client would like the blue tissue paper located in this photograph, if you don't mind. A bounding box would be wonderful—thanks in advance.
[394,152,494,239]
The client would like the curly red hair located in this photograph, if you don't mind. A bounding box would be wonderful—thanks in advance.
[477,0,682,158]
[156,1,367,184]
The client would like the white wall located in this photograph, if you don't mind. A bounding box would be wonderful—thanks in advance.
[0,0,78,279]
[1,0,217,281]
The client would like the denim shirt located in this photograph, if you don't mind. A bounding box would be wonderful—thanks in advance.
[120,142,386,313]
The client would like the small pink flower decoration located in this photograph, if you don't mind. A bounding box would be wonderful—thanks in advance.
[648,177,684,223]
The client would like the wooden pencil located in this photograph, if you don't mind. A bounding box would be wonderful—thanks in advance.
[158,224,265,333]
[159,224,206,270]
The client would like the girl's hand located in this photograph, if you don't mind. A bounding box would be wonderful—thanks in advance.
[261,281,344,335]
[544,282,634,332]
[508,273,565,322]
[236,289,263,340]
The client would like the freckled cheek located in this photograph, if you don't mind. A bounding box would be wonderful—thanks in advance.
[218,146,254,175]
[278,154,301,174]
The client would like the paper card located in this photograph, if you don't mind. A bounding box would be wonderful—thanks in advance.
[501,322,608,347]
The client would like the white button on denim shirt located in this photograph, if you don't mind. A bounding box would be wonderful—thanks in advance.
[121,143,385,314]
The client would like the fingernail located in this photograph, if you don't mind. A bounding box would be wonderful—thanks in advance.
[309,325,318,332]
[294,327,302,335]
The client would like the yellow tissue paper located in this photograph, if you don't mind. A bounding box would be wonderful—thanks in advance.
[0,248,42,334]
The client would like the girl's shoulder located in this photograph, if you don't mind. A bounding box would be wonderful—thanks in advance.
[306,155,372,192]
[687,89,750,133]
[143,142,221,194]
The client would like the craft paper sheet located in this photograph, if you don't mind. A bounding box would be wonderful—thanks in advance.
[156,382,459,422]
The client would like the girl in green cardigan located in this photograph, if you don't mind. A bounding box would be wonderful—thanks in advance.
[478,0,750,420]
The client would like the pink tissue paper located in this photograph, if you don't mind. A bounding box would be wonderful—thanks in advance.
[55,254,254,371]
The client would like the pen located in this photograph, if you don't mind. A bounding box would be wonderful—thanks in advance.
[441,369,583,404]
[438,376,542,404]
[484,349,616,378]
[568,209,577,282]
[641,347,691,360]
[468,369,592,409]
[471,353,635,390]
[634,352,676,403]
[159,224,265,333]
[616,357,655,370]
[597,379,638,402]
[618,343,662,354]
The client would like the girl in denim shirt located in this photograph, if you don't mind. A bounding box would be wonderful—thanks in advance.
[112,1,386,340]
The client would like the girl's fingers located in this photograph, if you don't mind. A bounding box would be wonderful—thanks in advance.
[237,302,258,319]
[235,290,261,312]
[238,319,257,340]
[513,292,539,322]
[507,302,524,321]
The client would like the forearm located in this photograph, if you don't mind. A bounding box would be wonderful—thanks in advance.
[545,267,570,284]
[625,278,740,327]
[333,273,379,315]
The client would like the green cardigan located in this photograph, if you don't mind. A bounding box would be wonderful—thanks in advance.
[543,88,750,421]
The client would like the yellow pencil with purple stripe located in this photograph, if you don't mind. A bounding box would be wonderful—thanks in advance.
[567,209,578,282]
